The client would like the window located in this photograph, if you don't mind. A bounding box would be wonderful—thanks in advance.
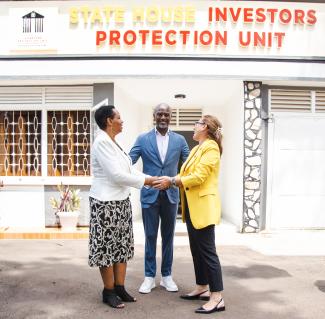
[0,110,42,176]
[270,88,325,113]
[47,111,90,176]
[0,86,93,179]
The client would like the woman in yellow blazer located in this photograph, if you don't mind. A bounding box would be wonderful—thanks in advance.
[154,115,225,314]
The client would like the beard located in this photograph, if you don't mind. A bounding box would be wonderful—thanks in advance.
[157,122,168,129]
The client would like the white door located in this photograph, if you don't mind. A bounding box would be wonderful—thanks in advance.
[268,115,325,229]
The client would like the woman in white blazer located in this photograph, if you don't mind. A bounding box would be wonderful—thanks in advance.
[89,104,156,309]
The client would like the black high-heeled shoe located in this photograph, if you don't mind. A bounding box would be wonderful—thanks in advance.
[114,285,137,302]
[195,298,226,314]
[180,290,209,301]
[102,288,125,309]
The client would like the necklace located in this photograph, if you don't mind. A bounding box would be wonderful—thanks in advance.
[113,140,129,158]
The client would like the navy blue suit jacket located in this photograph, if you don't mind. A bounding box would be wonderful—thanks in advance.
[129,129,189,206]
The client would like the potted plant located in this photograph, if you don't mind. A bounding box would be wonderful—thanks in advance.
[50,184,81,230]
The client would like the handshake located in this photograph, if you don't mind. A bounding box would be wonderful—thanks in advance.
[144,176,178,190]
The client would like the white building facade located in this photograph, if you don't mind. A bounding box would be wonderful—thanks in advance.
[0,0,325,232]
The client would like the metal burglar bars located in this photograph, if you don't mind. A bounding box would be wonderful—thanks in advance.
[0,111,42,176]
[47,110,90,176]
[0,86,93,179]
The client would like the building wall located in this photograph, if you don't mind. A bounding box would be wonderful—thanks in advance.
[0,185,45,227]
[221,86,244,229]
[1,0,325,231]
[203,82,244,229]
[2,74,325,231]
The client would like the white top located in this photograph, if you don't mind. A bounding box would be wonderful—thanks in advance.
[89,130,145,201]
[155,128,170,163]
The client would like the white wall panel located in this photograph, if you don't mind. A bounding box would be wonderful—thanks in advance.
[0,185,45,227]
[204,83,244,229]
[269,116,325,229]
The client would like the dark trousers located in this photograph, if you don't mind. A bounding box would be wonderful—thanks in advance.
[142,191,178,277]
[185,197,223,292]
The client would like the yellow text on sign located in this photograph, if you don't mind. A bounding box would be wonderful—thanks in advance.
[69,6,196,24]
[132,6,196,23]
[69,6,125,24]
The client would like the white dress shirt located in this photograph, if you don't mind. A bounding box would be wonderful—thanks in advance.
[89,130,145,201]
[155,128,170,163]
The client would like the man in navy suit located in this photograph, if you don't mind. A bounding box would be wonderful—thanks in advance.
[129,103,189,294]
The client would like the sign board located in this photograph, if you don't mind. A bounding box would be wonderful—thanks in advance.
[0,1,324,59]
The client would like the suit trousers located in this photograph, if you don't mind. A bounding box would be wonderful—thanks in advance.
[142,191,178,277]
[184,196,224,292]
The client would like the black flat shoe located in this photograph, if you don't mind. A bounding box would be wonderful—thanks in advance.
[180,290,209,300]
[114,285,137,302]
[199,295,210,301]
[102,288,125,309]
[195,298,226,314]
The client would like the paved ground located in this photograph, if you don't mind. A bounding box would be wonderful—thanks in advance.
[1,225,325,319]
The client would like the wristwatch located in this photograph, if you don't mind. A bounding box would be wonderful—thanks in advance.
[171,177,177,187]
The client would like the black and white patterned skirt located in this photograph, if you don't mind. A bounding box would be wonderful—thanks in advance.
[88,196,134,267]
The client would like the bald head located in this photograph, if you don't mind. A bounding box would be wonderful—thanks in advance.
[153,103,172,134]
[153,103,172,115]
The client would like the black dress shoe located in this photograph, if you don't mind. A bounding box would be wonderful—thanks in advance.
[195,298,226,314]
[180,290,209,300]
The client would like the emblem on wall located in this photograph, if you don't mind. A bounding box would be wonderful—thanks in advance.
[22,11,44,33]
[8,7,58,55]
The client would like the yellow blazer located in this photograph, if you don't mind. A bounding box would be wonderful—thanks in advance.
[179,139,221,229]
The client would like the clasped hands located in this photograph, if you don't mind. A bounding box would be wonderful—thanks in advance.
[145,176,175,190]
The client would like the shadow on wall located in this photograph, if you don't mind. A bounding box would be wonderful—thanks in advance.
[0,242,312,319]
[314,280,325,293]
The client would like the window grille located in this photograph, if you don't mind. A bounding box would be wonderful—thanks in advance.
[154,107,202,128]
[315,91,325,112]
[0,87,42,106]
[47,110,91,177]
[270,88,325,113]
[0,110,42,176]
[270,89,312,112]
[44,87,93,107]
[0,86,93,180]
[177,108,203,126]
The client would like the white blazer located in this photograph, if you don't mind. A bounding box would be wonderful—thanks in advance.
[89,130,145,201]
